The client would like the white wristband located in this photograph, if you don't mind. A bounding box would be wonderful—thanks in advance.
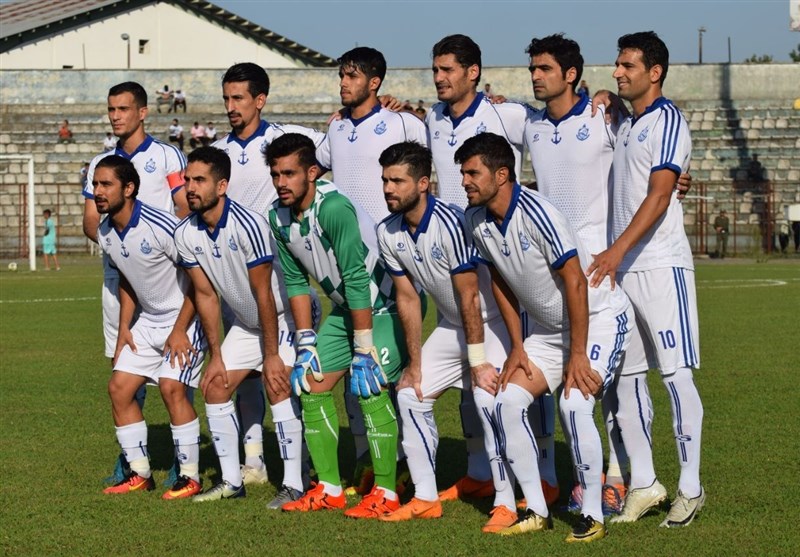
[353,329,374,349]
[467,343,487,367]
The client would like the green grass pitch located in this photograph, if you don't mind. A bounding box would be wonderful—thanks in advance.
[0,256,797,556]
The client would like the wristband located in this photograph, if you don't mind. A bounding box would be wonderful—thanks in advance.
[353,329,373,350]
[467,343,487,367]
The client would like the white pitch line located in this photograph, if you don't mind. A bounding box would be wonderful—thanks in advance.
[0,296,99,304]
[696,279,788,289]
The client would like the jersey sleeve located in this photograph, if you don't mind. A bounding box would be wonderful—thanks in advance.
[465,209,493,267]
[495,102,530,149]
[318,194,373,310]
[174,223,199,268]
[521,196,578,270]
[268,208,310,298]
[438,209,475,275]
[236,209,274,269]
[376,222,405,276]
[315,132,332,171]
[163,143,187,192]
[650,105,692,175]
[399,113,429,146]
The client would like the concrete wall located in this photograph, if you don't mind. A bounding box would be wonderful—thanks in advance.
[0,3,310,70]
[1,63,798,106]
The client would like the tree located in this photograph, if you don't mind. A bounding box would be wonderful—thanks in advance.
[744,54,774,64]
[790,44,800,63]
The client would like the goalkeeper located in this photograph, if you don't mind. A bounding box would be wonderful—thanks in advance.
[267,133,418,518]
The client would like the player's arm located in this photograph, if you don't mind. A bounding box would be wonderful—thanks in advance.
[249,261,288,395]
[557,256,600,399]
[114,273,138,365]
[489,266,535,391]
[171,187,190,219]
[590,90,630,124]
[166,148,190,218]
[391,272,424,400]
[587,168,676,288]
[453,269,497,395]
[83,199,100,242]
[183,266,227,396]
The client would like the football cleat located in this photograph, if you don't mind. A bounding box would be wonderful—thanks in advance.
[344,485,400,519]
[602,483,627,516]
[563,482,583,513]
[266,484,304,510]
[438,475,495,501]
[542,480,560,507]
[659,487,706,528]
[282,482,346,512]
[103,472,154,494]
[482,505,519,533]
[192,480,246,502]
[162,476,202,500]
[566,514,607,543]
[240,464,268,486]
[379,497,442,522]
[163,457,180,487]
[103,453,130,485]
[611,479,667,523]
[498,508,553,536]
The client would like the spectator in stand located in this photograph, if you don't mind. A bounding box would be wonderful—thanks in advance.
[189,121,206,149]
[415,99,427,119]
[402,99,414,112]
[713,209,729,258]
[168,118,184,151]
[79,161,90,189]
[58,120,74,143]
[205,121,217,144]
[777,219,790,253]
[156,85,173,113]
[483,83,494,100]
[103,132,116,152]
[173,89,187,113]
[42,209,60,271]
[578,79,590,96]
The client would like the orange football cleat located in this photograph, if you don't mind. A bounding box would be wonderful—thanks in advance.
[379,497,443,522]
[281,482,346,512]
[438,476,495,501]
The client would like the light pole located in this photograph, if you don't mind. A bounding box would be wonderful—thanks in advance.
[698,26,706,64]
[121,33,130,69]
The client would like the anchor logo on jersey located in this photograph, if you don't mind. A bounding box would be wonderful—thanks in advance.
[348,129,358,143]
[144,158,156,173]
[211,244,221,258]
[396,241,407,253]
[228,238,238,252]
[304,237,313,251]
[518,232,531,251]
[623,129,631,147]
[638,126,649,142]
[413,247,423,262]
[431,243,443,261]
[447,132,457,147]
[337,123,346,132]
[140,239,152,255]
[501,239,511,257]
[576,124,590,141]
[476,122,487,134]
[481,226,492,238]
[238,150,249,165]
[374,121,387,135]
[551,129,562,145]
[120,244,130,258]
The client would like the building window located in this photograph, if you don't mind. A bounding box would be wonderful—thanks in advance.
[138,40,150,54]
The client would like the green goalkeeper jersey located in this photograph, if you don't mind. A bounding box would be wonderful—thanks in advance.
[269,179,395,312]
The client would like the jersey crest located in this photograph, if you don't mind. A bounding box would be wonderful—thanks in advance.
[228,237,238,251]
[140,239,152,255]
[374,121,387,135]
[144,158,156,173]
[576,124,590,141]
[431,243,444,260]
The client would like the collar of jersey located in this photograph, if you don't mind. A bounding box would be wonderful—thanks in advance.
[344,103,382,127]
[115,135,154,159]
[115,200,142,241]
[197,196,231,240]
[444,92,485,129]
[401,192,436,241]
[631,96,670,126]
[227,120,268,148]
[545,93,589,127]
[486,182,521,236]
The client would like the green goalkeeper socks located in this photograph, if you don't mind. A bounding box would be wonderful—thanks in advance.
[360,391,398,492]
[301,392,340,487]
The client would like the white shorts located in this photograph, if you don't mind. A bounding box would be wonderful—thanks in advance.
[524,304,633,394]
[220,312,298,372]
[420,314,511,398]
[618,268,700,376]
[114,319,206,387]
[102,276,120,358]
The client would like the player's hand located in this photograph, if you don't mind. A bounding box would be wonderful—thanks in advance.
[586,247,623,289]
[491,94,508,104]
[471,362,499,396]
[676,172,692,200]
[200,354,229,398]
[591,90,629,125]
[398,362,423,401]
[291,329,323,396]
[113,326,137,367]
[263,354,290,395]
[378,94,402,112]
[164,328,196,370]
[350,347,388,398]
[563,352,602,400]
[498,345,535,391]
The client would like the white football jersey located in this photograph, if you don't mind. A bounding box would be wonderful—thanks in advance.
[526,96,617,260]
[426,93,530,207]
[98,201,188,326]
[175,197,278,329]
[612,97,693,272]
[316,106,428,224]
[377,195,498,326]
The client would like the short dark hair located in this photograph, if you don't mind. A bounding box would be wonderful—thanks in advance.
[525,33,584,91]
[454,132,516,183]
[265,133,318,170]
[43,209,52,216]
[379,142,432,182]
[187,146,231,182]
[95,155,141,198]
[338,47,387,88]
[617,31,669,85]
[432,34,482,85]
[222,62,270,98]
[108,82,147,107]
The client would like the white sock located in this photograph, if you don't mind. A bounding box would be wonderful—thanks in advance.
[616,373,656,489]
[495,384,548,517]
[602,377,628,484]
[473,387,515,510]
[116,420,150,478]
[397,388,439,502]
[529,394,557,486]
[171,418,200,481]
[320,481,343,496]
[663,368,704,497]
[561,388,604,523]
[271,398,304,491]
[206,401,242,486]
[460,389,491,482]
[236,376,265,469]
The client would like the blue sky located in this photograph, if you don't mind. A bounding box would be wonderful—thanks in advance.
[216,0,799,66]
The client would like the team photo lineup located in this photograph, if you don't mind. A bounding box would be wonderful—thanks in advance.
[85,30,704,543]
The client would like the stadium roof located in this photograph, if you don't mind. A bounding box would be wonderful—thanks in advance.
[0,0,337,67]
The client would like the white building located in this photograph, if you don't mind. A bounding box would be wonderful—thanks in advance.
[0,0,336,69]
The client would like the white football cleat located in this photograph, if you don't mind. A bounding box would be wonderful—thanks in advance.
[610,479,667,523]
